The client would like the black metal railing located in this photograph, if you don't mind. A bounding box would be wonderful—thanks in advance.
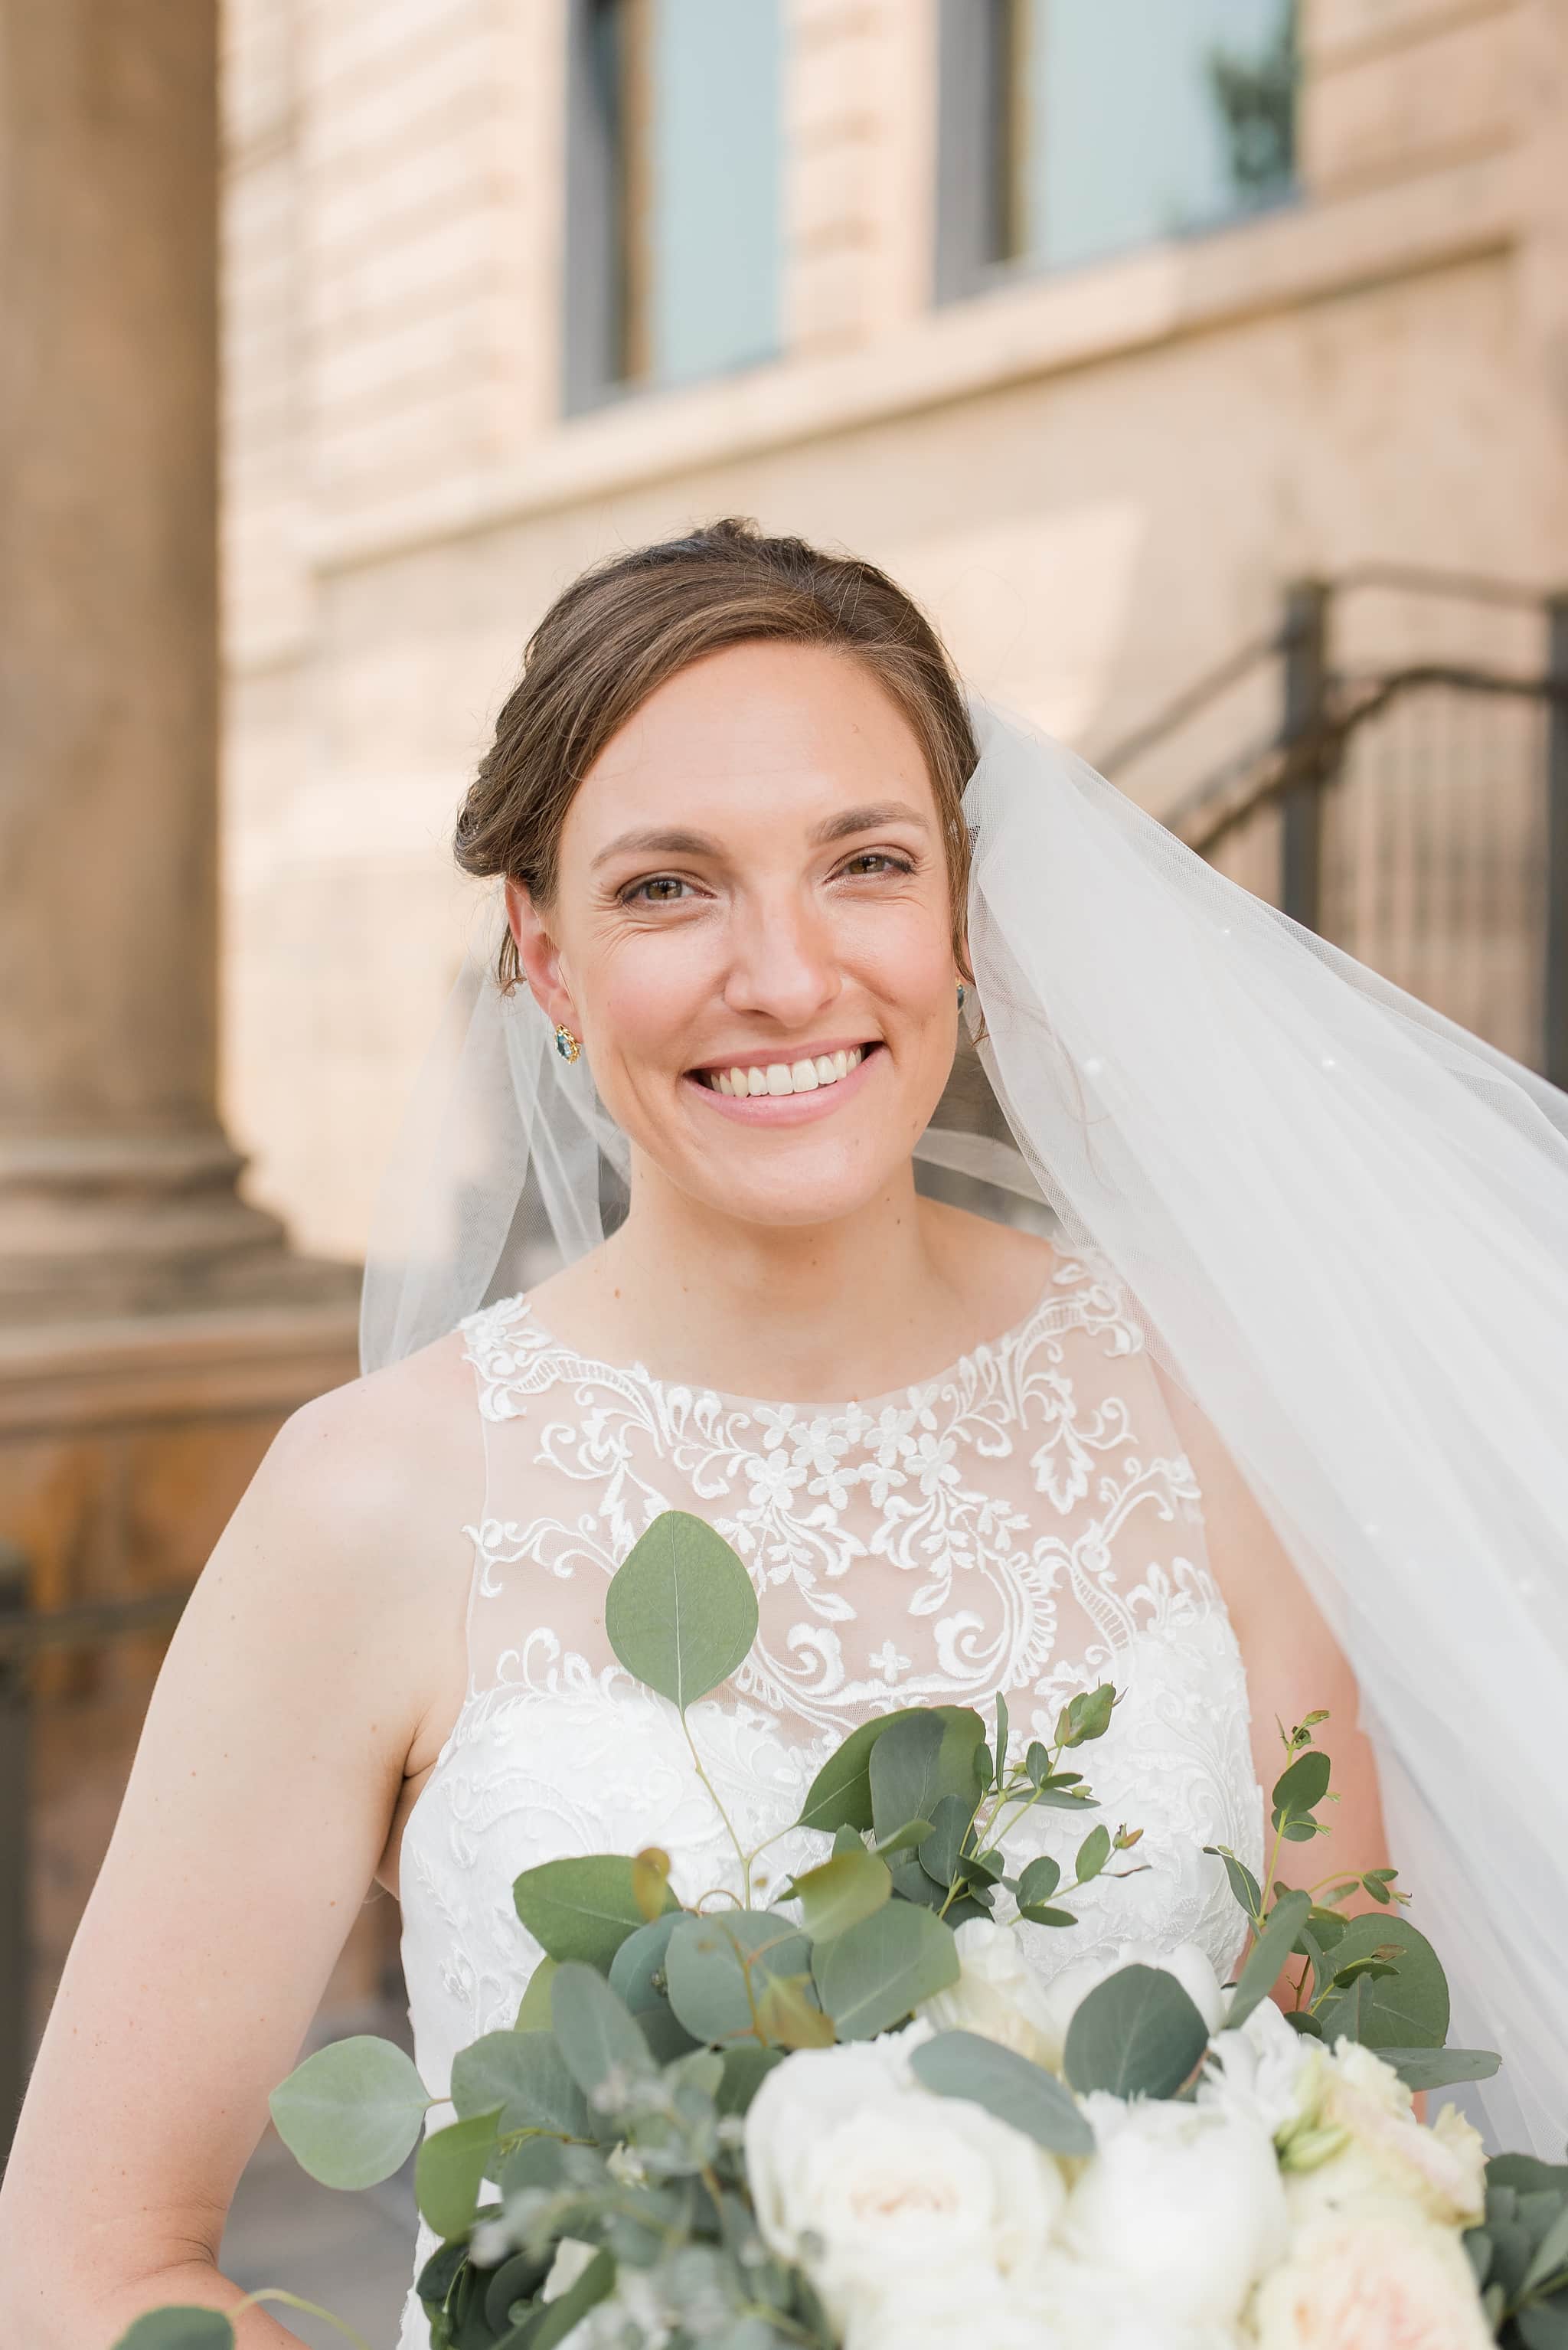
[1097,571,1568,1087]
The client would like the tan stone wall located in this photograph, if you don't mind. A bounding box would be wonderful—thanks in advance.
[219,0,1568,1263]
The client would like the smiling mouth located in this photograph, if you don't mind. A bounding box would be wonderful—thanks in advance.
[691,1043,878,1098]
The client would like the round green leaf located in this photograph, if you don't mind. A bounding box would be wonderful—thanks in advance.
[513,1854,679,1969]
[788,1848,893,1942]
[605,1508,759,1708]
[514,1953,559,2031]
[665,1910,814,2045]
[717,2041,786,2115]
[1313,1914,1450,2049]
[869,1711,985,1852]
[112,2316,236,2350]
[268,2034,430,2190]
[550,1959,657,2100]
[416,2109,502,2241]
[912,2028,1095,2156]
[812,1900,960,2040]
[450,2029,591,2139]
[1063,1963,1210,2099]
[797,1708,924,1833]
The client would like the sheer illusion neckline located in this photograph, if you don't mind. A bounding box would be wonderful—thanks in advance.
[505,1256,1067,1420]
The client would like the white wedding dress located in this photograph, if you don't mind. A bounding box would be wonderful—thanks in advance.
[394,1240,1265,2346]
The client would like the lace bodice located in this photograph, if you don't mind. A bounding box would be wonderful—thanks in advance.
[395,1245,1264,2345]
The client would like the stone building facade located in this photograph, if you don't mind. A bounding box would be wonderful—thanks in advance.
[220,0,1568,1267]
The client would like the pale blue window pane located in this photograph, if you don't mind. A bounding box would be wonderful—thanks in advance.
[1021,0,1295,271]
[650,0,782,386]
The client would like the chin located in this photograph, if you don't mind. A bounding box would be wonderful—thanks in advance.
[674,1135,906,1234]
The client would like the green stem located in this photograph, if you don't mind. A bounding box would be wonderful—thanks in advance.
[679,1708,751,1900]
[235,2290,374,2350]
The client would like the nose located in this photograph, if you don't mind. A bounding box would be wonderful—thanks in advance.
[720,888,838,1031]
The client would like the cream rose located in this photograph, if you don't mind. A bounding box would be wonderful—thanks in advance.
[743,2034,1067,2332]
[1284,2041,1486,2230]
[1253,2208,1494,2348]
[918,1917,1065,2067]
[842,2269,1066,2349]
[1066,2092,1287,2329]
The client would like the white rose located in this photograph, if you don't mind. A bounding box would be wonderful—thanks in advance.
[1253,2208,1494,2349]
[1285,2041,1487,2230]
[1066,2093,1287,2329]
[843,2269,1066,2349]
[744,2037,1067,2333]
[1037,1940,1227,2068]
[1033,2252,1243,2350]
[1200,1995,1312,2139]
[919,1918,1065,2067]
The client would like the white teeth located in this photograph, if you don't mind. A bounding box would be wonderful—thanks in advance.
[704,1044,871,1096]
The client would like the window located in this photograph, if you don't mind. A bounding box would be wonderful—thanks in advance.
[564,0,783,412]
[936,0,1297,302]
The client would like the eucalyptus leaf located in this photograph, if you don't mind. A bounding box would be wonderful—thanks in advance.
[870,1710,985,1851]
[788,1848,892,1941]
[500,2134,568,2197]
[1074,1824,1112,1884]
[608,1912,681,2013]
[1351,2046,1502,2092]
[1204,1843,1263,1923]
[416,2108,501,2240]
[1016,1854,1061,1908]
[514,1954,559,2031]
[665,1910,815,2045]
[755,1972,838,2048]
[268,2033,430,2190]
[813,1899,960,2039]
[797,1708,925,1834]
[451,2030,591,2139]
[550,1960,656,2099]
[716,2042,786,2115]
[1226,1889,1312,2031]
[1313,1914,1449,2049]
[872,1818,935,1858]
[605,1508,759,1708]
[513,1854,678,1970]
[913,2028,1094,2156]
[485,2247,550,2335]
[1271,1747,1331,1828]
[1063,1963,1210,2099]
[994,1690,1009,1778]
[917,1791,978,1888]
[111,2317,236,2350]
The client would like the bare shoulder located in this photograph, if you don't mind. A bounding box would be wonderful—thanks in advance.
[190,1325,482,1693]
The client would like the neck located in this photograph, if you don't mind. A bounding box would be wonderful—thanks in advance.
[567,1151,969,1401]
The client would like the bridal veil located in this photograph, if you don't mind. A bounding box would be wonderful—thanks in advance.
[360,693,1568,2158]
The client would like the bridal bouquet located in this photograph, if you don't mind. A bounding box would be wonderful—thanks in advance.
[119,1512,1564,2350]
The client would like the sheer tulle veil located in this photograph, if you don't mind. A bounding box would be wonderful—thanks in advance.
[361,693,1568,2156]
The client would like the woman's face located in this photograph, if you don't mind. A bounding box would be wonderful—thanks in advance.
[510,639,962,1236]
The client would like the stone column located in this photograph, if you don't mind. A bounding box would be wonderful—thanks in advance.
[0,0,333,1320]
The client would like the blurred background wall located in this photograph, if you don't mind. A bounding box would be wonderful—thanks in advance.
[220,0,1568,1270]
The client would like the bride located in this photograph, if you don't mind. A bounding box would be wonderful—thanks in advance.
[4,517,1567,2347]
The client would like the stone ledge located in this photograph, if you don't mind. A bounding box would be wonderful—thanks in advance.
[0,1296,364,1436]
[296,147,1523,589]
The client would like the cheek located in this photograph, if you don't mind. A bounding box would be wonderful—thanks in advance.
[588,930,715,1064]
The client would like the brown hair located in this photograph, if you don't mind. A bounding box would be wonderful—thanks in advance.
[455,517,978,989]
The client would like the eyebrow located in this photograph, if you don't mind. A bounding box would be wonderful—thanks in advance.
[590,800,932,870]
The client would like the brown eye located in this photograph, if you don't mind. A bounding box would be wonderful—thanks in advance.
[841,852,913,878]
[626,875,689,904]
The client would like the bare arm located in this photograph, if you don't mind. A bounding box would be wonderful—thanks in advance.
[1153,1359,1393,1910]
[0,1339,476,2348]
